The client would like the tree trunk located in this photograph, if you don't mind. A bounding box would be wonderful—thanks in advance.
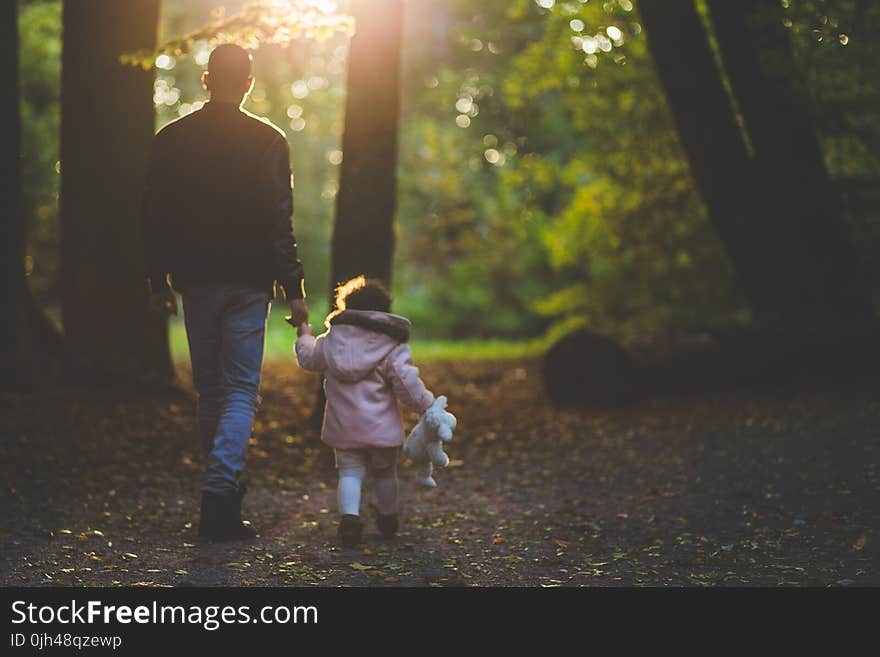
[0,0,63,390]
[60,0,173,388]
[706,0,872,321]
[329,0,404,294]
[316,0,405,425]
[638,0,793,320]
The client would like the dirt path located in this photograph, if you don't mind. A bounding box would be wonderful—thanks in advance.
[1,359,878,586]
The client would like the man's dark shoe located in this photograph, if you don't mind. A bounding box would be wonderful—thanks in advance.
[376,513,398,539]
[198,489,257,542]
[338,514,363,547]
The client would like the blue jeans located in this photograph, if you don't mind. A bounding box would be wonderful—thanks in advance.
[182,284,270,494]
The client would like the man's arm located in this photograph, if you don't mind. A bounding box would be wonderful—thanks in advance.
[141,133,170,294]
[266,134,306,304]
[141,133,177,316]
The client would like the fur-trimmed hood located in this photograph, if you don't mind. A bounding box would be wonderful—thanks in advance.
[322,310,411,382]
[329,309,411,342]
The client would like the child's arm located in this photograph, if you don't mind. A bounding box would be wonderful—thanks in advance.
[294,326,327,372]
[380,344,435,414]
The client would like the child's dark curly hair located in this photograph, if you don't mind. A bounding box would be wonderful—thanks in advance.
[326,275,392,326]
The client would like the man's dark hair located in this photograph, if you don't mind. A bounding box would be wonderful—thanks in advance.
[207,44,252,93]
[333,275,393,314]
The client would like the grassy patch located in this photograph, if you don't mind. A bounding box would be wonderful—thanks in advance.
[168,303,545,362]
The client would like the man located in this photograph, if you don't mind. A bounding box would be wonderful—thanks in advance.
[141,44,308,541]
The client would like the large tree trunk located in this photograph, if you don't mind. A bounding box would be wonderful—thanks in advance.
[1,0,63,390]
[315,0,405,426]
[329,0,404,293]
[638,0,798,321]
[706,0,872,321]
[60,0,173,388]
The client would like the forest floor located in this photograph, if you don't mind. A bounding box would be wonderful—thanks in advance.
[1,358,878,587]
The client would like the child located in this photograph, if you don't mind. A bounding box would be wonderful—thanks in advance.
[294,276,440,546]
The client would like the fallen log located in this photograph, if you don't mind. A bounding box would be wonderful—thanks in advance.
[542,322,880,407]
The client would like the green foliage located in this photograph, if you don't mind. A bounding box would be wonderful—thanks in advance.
[395,0,743,338]
[18,0,880,343]
[507,0,743,334]
[395,0,880,337]
[19,0,62,300]
[120,0,355,69]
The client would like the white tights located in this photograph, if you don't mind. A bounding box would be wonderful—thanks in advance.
[337,464,399,517]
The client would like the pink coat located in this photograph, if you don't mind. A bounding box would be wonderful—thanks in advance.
[294,310,435,450]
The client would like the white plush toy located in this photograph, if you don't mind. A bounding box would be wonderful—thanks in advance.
[403,395,456,488]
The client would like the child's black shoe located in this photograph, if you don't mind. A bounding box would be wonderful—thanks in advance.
[376,513,398,539]
[338,514,363,547]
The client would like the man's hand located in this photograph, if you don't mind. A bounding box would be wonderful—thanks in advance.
[287,298,309,327]
[150,288,178,317]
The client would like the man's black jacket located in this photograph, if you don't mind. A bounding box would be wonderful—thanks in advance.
[141,101,305,299]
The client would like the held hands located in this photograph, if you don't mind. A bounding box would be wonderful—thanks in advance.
[149,288,178,317]
[285,297,310,332]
